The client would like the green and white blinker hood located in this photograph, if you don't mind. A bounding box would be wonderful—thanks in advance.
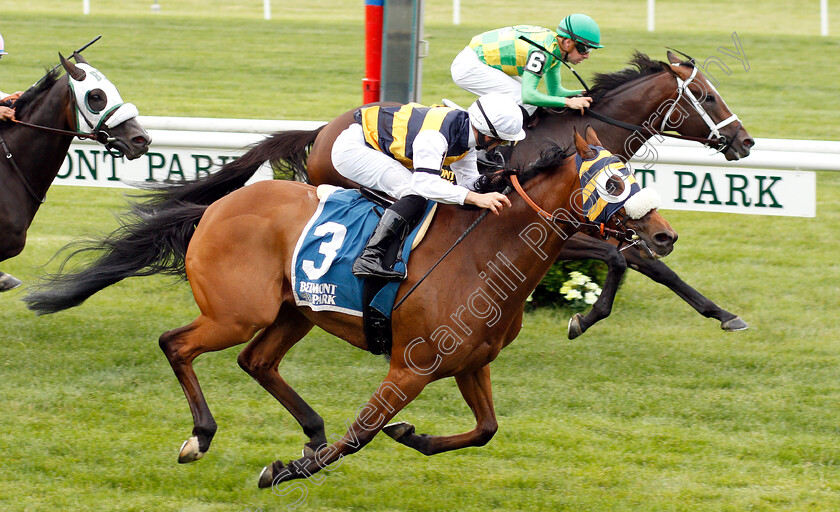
[68,63,139,134]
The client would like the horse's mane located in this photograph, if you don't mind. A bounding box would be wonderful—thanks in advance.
[12,69,61,119]
[588,51,687,101]
[515,143,574,184]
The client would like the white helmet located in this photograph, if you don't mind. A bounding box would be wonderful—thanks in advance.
[468,93,526,142]
[0,34,7,56]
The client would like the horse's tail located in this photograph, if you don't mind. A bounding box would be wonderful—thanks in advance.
[137,127,324,211]
[24,201,208,315]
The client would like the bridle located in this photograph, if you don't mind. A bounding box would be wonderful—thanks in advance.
[0,76,122,204]
[570,58,743,153]
[657,63,742,153]
[510,173,657,258]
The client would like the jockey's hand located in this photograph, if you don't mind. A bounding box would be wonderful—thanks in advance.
[2,91,23,104]
[465,191,511,215]
[565,96,592,113]
[0,106,15,121]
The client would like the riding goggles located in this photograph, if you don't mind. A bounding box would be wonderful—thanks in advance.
[575,42,594,55]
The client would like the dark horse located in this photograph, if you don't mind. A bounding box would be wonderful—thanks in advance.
[103,51,751,337]
[25,127,677,486]
[0,53,150,291]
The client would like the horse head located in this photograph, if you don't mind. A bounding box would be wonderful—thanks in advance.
[59,52,151,159]
[573,126,677,259]
[659,51,754,161]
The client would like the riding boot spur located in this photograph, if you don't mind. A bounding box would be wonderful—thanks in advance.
[352,194,427,281]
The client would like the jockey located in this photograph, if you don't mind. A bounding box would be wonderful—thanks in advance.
[0,33,23,122]
[451,14,603,120]
[332,92,525,281]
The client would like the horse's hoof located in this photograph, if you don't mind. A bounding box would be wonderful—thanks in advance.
[568,313,584,340]
[258,460,291,488]
[258,464,274,489]
[721,316,749,332]
[302,445,316,458]
[178,436,205,463]
[0,273,22,292]
[383,421,414,441]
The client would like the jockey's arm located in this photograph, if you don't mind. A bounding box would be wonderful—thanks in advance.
[1,91,23,104]
[410,130,472,205]
[542,64,584,98]
[519,48,586,107]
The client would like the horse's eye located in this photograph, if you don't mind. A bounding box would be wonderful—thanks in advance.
[85,89,108,113]
[606,175,624,196]
[704,94,716,103]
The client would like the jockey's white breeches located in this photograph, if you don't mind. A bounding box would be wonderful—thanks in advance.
[331,123,469,205]
[450,46,538,116]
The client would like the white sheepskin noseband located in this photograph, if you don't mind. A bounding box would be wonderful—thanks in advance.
[623,187,661,219]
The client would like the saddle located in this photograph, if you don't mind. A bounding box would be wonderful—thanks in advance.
[359,187,433,356]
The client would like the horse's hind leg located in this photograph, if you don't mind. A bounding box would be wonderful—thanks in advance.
[623,249,748,331]
[258,369,428,488]
[159,315,263,463]
[237,304,326,456]
[383,364,498,455]
[0,271,22,291]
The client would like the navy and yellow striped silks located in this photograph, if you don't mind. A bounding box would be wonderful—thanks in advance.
[575,146,641,225]
[355,104,471,169]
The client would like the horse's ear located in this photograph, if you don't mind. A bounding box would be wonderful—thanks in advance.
[72,51,88,65]
[584,125,603,147]
[666,51,682,65]
[659,60,680,77]
[573,127,595,159]
[59,52,86,81]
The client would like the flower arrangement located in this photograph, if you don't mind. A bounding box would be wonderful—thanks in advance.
[559,271,602,309]
[527,260,611,309]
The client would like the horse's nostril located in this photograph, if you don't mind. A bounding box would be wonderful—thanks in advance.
[743,138,755,149]
[133,135,150,146]
[654,232,675,246]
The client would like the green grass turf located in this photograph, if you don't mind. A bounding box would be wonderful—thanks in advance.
[1,2,839,511]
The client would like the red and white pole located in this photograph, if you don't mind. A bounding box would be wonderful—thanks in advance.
[363,0,383,104]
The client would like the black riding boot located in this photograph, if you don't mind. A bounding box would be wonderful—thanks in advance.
[352,194,427,281]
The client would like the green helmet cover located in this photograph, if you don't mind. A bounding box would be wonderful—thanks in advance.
[557,14,603,49]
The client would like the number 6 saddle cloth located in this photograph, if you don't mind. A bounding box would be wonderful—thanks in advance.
[291,185,436,318]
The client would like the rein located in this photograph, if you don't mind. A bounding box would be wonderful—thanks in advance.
[510,174,629,241]
[11,118,106,142]
[0,128,46,203]
[581,107,723,146]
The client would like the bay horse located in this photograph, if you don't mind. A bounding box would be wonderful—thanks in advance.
[25,127,677,486]
[0,52,150,290]
[120,51,751,338]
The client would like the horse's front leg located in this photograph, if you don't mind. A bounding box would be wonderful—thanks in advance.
[258,369,428,488]
[0,271,22,291]
[382,364,498,455]
[557,234,627,339]
[623,249,748,331]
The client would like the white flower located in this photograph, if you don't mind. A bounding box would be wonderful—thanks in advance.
[584,291,599,305]
[570,274,589,286]
[585,281,600,291]
[565,289,583,300]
